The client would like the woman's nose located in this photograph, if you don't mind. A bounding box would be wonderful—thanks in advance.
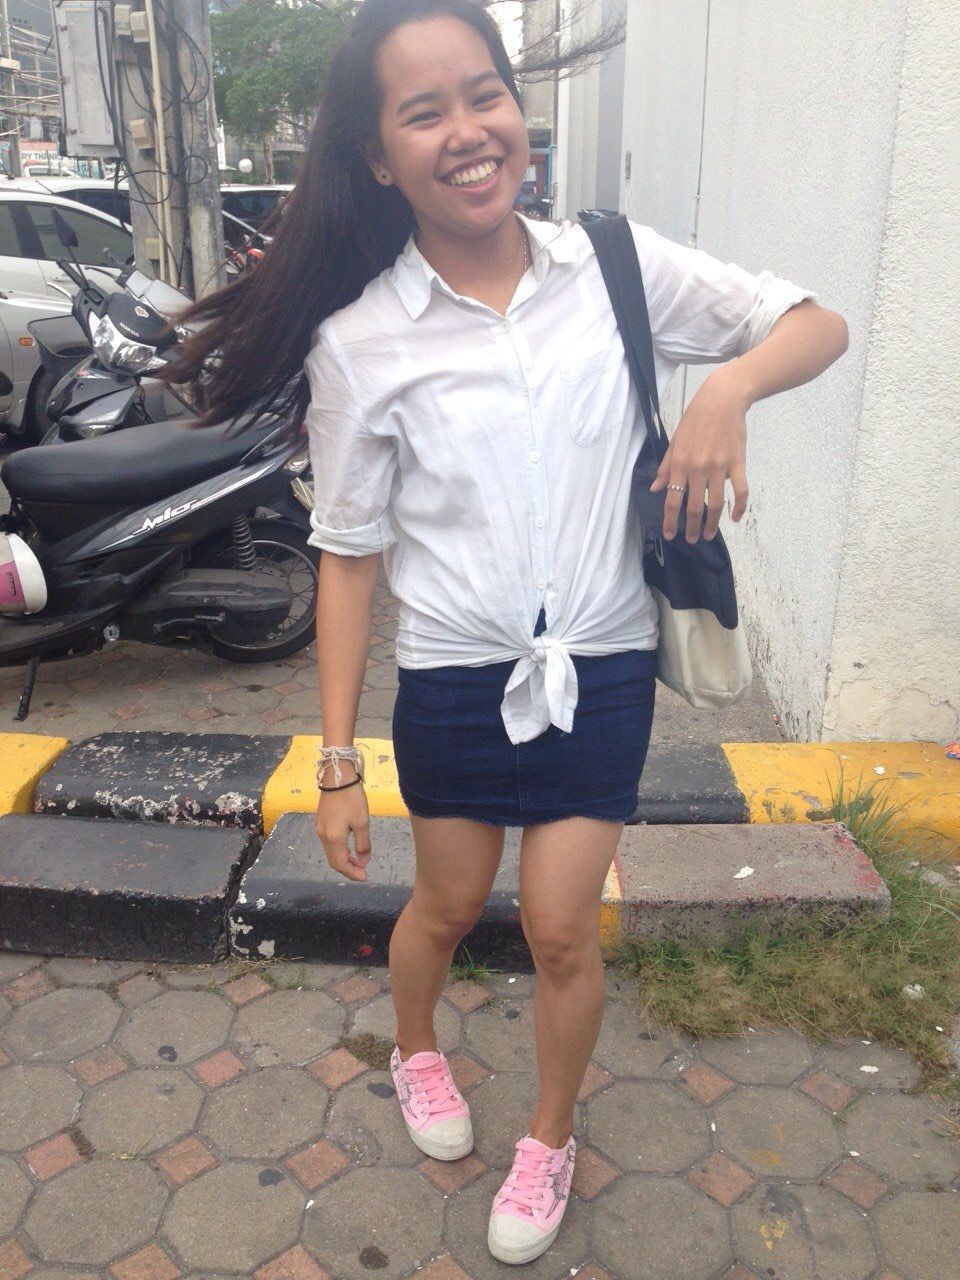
[445,108,488,155]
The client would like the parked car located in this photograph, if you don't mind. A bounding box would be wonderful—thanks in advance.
[0,189,133,441]
[0,291,82,445]
[0,176,286,249]
[219,184,292,230]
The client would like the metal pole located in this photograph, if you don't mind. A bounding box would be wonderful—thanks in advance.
[0,0,22,176]
[172,0,225,297]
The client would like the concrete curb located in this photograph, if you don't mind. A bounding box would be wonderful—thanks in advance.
[1,731,955,964]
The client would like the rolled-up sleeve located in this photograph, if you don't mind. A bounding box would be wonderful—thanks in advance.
[303,325,398,557]
[629,221,818,364]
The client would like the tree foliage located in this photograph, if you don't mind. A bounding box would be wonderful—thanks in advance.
[211,0,625,144]
[211,0,355,143]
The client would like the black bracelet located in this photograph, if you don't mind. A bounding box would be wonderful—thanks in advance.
[317,775,365,792]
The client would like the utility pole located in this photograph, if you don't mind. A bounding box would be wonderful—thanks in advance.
[173,0,226,297]
[113,0,225,296]
[0,0,22,176]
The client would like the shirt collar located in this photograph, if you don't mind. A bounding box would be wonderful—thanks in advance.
[389,213,583,320]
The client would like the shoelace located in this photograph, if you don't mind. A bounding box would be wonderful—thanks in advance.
[497,1142,557,1217]
[404,1057,464,1121]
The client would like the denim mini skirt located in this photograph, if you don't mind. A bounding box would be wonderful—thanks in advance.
[392,608,657,827]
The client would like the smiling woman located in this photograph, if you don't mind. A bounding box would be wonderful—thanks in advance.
[156,0,527,430]
[154,1,848,1270]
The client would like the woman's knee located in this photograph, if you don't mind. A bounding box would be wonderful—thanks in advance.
[410,889,486,948]
[521,914,599,975]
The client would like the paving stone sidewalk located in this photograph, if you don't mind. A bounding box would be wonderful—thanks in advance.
[1,949,958,1280]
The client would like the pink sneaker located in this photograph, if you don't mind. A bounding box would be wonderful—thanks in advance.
[488,1133,577,1264]
[389,1045,473,1160]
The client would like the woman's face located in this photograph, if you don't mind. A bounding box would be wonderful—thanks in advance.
[370,15,529,244]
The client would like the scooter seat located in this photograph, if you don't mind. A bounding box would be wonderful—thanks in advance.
[2,416,283,506]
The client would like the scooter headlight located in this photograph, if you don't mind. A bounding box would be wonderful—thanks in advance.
[92,314,167,375]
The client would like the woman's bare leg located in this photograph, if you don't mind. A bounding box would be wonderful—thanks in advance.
[518,816,623,1146]
[390,814,505,1059]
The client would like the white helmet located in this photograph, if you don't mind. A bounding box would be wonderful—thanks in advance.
[0,532,48,615]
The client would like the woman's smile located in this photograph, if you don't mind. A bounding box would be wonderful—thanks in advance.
[441,157,504,192]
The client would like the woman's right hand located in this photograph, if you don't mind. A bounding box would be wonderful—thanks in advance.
[314,766,372,883]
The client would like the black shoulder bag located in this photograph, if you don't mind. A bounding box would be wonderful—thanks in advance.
[582,215,752,707]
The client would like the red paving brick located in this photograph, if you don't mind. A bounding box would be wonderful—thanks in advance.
[570,1146,619,1199]
[677,1060,736,1104]
[254,1244,332,1280]
[73,1045,128,1086]
[284,1138,350,1191]
[418,1153,487,1196]
[441,980,492,1013]
[409,1256,474,1280]
[153,1136,218,1186]
[221,973,272,1004]
[824,1157,891,1209]
[25,1131,83,1180]
[308,1046,367,1090]
[329,974,381,1003]
[799,1069,857,1111]
[576,1060,613,1100]
[109,1242,182,1280]
[0,1239,34,1280]
[687,1152,756,1207]
[191,1048,246,1088]
[446,1052,491,1093]
[4,968,54,1003]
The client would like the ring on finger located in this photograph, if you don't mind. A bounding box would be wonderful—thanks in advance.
[667,482,687,493]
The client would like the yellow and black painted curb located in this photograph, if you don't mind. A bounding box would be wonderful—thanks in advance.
[3,732,957,846]
[2,732,955,964]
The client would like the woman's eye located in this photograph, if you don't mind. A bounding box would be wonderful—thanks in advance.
[476,93,501,107]
[409,112,438,124]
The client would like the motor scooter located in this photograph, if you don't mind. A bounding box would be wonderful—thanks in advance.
[0,406,317,720]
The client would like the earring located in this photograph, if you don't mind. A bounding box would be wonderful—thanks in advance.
[380,171,389,183]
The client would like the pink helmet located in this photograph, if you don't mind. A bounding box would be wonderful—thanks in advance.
[0,532,48,615]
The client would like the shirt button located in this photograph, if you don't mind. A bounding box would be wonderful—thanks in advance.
[520,385,529,397]
[501,319,511,331]
[535,517,545,528]
[536,577,546,590]
[528,450,541,463]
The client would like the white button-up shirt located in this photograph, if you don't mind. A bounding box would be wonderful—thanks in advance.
[305,215,815,744]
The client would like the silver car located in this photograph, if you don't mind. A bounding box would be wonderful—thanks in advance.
[0,188,133,443]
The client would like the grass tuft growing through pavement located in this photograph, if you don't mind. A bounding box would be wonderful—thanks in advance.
[612,773,960,1081]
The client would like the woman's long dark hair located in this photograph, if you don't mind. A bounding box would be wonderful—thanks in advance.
[160,0,523,429]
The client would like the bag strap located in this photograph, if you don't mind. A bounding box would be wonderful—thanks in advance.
[582,215,670,463]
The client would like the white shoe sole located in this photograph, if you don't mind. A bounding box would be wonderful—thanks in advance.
[403,1117,474,1161]
[487,1217,561,1264]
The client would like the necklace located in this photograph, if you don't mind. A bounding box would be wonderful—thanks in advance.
[517,214,529,274]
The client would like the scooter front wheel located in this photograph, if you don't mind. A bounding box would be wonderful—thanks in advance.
[189,517,318,662]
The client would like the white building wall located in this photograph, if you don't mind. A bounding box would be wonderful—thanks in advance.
[822,1,960,739]
[615,0,957,742]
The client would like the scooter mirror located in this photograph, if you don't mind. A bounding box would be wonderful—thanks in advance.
[51,210,79,250]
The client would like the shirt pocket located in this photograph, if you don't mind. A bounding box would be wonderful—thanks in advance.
[559,346,625,446]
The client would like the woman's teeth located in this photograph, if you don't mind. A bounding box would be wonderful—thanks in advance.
[446,159,499,187]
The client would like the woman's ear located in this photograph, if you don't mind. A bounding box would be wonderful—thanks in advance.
[363,143,393,187]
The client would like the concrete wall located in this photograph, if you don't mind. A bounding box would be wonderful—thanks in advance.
[822,1,960,740]
[614,0,957,742]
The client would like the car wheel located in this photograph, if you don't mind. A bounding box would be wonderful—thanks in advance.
[21,366,60,446]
